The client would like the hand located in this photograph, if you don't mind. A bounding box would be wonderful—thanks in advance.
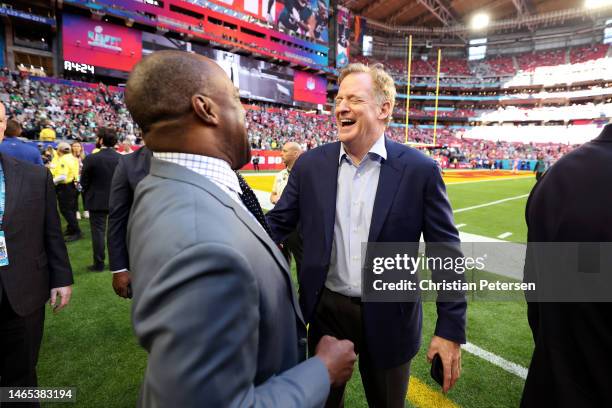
[50,286,72,313]
[112,271,132,299]
[315,335,356,386]
[426,336,461,393]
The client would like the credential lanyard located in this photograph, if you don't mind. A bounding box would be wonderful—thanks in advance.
[0,164,5,227]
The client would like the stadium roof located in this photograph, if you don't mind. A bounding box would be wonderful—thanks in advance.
[339,0,608,31]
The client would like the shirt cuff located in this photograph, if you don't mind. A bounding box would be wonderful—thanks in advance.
[111,269,128,274]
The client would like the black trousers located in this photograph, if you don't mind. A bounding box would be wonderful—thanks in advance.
[55,183,80,235]
[73,191,81,213]
[89,210,109,268]
[281,231,303,274]
[0,288,45,408]
[308,288,411,408]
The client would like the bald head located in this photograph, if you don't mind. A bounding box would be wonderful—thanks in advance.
[281,142,302,168]
[125,51,222,133]
[125,50,250,169]
[284,142,301,153]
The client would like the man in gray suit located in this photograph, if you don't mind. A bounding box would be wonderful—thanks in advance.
[124,50,356,407]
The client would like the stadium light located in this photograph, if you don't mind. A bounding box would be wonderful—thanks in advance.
[585,0,612,9]
[470,13,490,30]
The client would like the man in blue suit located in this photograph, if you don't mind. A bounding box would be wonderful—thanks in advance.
[0,110,43,166]
[267,63,467,407]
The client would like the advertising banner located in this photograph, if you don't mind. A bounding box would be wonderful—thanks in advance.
[62,13,143,72]
[241,150,284,170]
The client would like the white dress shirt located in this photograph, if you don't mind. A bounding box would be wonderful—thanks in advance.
[325,134,387,297]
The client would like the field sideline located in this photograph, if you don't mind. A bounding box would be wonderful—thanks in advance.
[37,171,537,407]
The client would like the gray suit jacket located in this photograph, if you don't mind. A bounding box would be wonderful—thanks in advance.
[128,158,330,407]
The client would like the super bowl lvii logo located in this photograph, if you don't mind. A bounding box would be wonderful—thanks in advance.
[87,25,123,52]
[306,77,316,91]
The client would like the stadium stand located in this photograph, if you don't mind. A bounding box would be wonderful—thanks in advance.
[0,66,601,169]
[0,69,134,142]
[357,44,610,82]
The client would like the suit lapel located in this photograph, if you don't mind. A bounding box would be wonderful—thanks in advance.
[321,143,341,251]
[368,139,405,242]
[0,154,23,230]
[149,158,305,324]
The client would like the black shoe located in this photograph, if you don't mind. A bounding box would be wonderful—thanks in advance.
[65,232,82,242]
[87,265,105,272]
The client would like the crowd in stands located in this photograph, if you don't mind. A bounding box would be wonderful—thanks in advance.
[0,67,592,169]
[517,49,565,72]
[357,44,610,84]
[394,107,476,119]
[477,103,612,123]
[0,69,136,142]
[245,105,335,151]
[570,44,608,64]
[243,102,580,168]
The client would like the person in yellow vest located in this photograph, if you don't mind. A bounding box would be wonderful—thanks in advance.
[39,121,57,142]
[50,142,82,241]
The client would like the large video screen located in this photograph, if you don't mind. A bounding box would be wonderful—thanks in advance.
[336,6,351,68]
[264,0,329,44]
[62,13,143,72]
[188,0,329,44]
[293,71,327,104]
[187,40,296,103]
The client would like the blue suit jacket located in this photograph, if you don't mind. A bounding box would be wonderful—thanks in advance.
[266,138,467,368]
[0,137,43,165]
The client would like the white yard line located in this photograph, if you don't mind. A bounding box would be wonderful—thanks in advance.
[463,342,528,380]
[241,172,279,177]
[454,194,530,213]
[446,176,532,186]
[256,190,530,381]
[497,232,513,239]
[455,223,467,228]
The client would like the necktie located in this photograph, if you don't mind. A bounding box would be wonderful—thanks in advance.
[235,171,272,237]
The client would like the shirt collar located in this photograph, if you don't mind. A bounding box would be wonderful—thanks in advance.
[153,152,242,196]
[338,133,387,165]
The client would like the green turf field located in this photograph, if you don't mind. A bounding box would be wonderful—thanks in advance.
[37,175,537,407]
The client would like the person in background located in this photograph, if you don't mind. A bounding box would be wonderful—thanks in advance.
[71,141,87,221]
[50,142,81,242]
[39,121,56,142]
[108,145,152,298]
[270,141,303,273]
[42,145,56,167]
[119,139,133,155]
[512,157,519,174]
[534,153,546,181]
[0,149,73,403]
[81,128,121,272]
[0,107,43,165]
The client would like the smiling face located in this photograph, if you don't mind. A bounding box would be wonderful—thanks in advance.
[335,72,389,148]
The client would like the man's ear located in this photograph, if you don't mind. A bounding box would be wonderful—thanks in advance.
[191,94,219,126]
[378,101,392,121]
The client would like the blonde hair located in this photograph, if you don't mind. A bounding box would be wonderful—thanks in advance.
[338,63,396,124]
